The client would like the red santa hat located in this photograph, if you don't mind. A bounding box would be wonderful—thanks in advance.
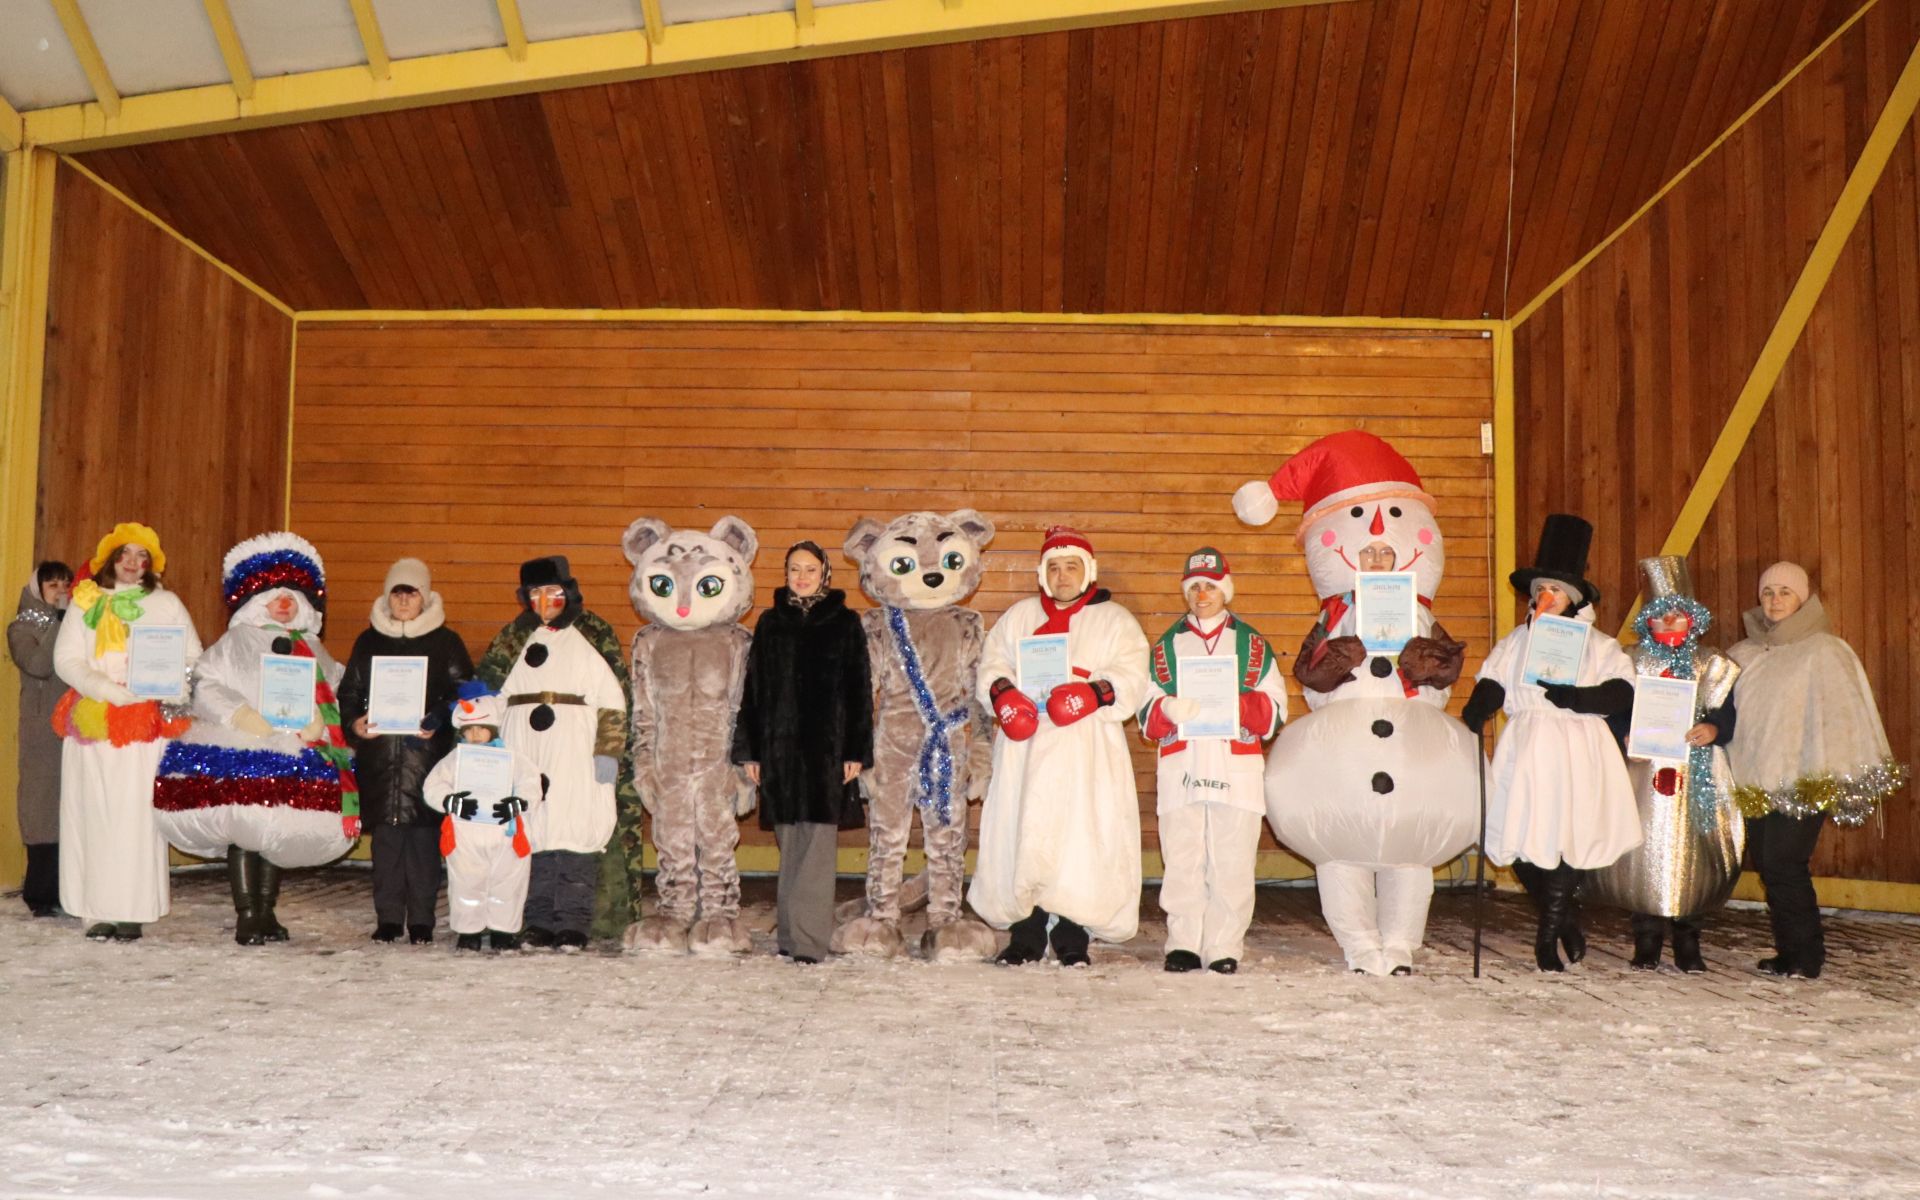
[1232,430,1436,544]
[1036,525,1097,588]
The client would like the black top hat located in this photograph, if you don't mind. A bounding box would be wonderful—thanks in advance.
[1509,514,1602,609]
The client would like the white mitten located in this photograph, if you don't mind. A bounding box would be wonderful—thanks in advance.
[232,705,275,737]
[1161,696,1202,724]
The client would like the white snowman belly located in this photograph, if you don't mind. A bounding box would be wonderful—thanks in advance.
[1265,696,1480,868]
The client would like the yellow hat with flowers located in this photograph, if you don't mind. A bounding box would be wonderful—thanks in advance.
[86,522,166,577]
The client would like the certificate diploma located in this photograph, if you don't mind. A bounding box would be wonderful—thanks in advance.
[1354,571,1418,656]
[259,654,316,731]
[454,744,515,804]
[127,625,188,701]
[367,656,429,735]
[1627,674,1699,763]
[1017,634,1072,705]
[1176,655,1239,740]
[1522,614,1590,688]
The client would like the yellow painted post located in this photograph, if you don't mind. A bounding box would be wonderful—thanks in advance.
[50,0,123,118]
[794,0,817,30]
[1491,321,1516,643]
[497,0,531,61]
[348,0,393,82]
[0,95,21,154]
[0,148,59,890]
[1618,33,1920,637]
[202,0,258,101]
[640,0,666,45]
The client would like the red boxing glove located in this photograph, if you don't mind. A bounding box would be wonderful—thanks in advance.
[342,815,362,840]
[1046,679,1114,727]
[990,678,1039,742]
[1238,691,1275,737]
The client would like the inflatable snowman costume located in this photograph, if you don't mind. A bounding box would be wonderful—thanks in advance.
[1234,432,1480,975]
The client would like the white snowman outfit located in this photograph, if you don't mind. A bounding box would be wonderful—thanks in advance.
[1235,433,1481,976]
[423,695,547,935]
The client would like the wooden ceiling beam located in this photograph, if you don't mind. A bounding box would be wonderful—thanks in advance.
[22,0,1353,152]
[347,0,393,82]
[202,0,257,101]
[497,0,531,61]
[49,0,122,119]
[0,95,21,153]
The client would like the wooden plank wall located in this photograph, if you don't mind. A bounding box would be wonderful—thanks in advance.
[1512,0,1920,883]
[290,321,1494,853]
[33,161,292,639]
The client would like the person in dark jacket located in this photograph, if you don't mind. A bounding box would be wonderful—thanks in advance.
[9,560,72,916]
[730,541,873,963]
[336,558,473,944]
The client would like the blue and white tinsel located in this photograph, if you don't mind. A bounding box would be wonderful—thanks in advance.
[887,606,968,827]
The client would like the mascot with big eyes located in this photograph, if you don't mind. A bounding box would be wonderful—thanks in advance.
[833,510,1000,961]
[1234,431,1481,976]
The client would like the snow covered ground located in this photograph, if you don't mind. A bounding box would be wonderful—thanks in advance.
[4,868,1919,1200]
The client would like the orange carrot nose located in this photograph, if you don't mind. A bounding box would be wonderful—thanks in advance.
[1369,507,1385,537]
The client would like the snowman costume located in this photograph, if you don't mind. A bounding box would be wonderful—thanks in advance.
[971,527,1151,959]
[423,687,547,946]
[1140,548,1287,972]
[1233,432,1480,976]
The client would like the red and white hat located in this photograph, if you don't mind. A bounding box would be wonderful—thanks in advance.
[1037,525,1097,588]
[1232,430,1436,545]
[1180,546,1234,604]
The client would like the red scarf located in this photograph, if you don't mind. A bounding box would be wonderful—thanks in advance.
[1035,588,1096,635]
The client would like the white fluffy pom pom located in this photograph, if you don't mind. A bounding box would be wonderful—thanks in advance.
[1232,479,1278,527]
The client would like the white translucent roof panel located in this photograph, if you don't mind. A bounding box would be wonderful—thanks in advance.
[372,0,505,60]
[228,0,367,78]
[0,0,97,108]
[76,0,230,97]
[659,0,789,25]
[519,0,643,42]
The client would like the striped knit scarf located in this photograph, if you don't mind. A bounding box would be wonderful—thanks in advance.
[285,631,361,838]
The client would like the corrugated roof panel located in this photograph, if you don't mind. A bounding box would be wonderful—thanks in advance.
[76,0,230,97]
[372,0,506,60]
[227,0,367,78]
[659,0,790,26]
[0,0,97,109]
[518,0,643,42]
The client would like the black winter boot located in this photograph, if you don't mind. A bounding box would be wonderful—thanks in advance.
[254,856,289,942]
[1629,913,1664,970]
[1164,950,1203,973]
[1049,916,1091,967]
[1532,864,1578,972]
[229,846,264,946]
[1671,918,1706,974]
[371,923,402,943]
[1559,887,1588,965]
[408,924,434,945]
[995,907,1049,966]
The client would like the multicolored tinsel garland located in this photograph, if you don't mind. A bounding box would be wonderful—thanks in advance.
[1734,760,1910,827]
[285,631,359,835]
[52,689,190,746]
[154,742,344,813]
[886,606,968,827]
[223,549,324,613]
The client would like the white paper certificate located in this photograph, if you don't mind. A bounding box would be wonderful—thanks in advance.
[1354,571,1418,656]
[1017,634,1072,704]
[454,744,514,804]
[127,625,188,701]
[367,656,429,735]
[259,654,316,731]
[1176,656,1239,740]
[1522,614,1590,687]
[1627,674,1698,763]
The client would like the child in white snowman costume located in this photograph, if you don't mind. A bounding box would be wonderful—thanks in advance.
[1234,431,1480,976]
[424,684,547,952]
[1139,548,1288,974]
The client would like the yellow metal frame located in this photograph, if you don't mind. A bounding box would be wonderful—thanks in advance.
[20,0,1355,152]
[0,148,58,890]
[497,0,531,62]
[347,0,393,82]
[297,306,1498,332]
[1616,30,1920,636]
[0,95,21,155]
[202,0,257,102]
[49,0,122,119]
[1491,320,1517,642]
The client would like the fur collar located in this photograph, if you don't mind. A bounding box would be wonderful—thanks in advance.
[371,590,448,638]
[1742,593,1831,646]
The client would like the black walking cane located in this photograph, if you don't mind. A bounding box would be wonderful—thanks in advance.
[1473,726,1488,978]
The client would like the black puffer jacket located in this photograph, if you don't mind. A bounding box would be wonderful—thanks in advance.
[730,588,873,830]
[336,594,474,828]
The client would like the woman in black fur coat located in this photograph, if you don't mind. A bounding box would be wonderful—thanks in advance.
[730,542,873,963]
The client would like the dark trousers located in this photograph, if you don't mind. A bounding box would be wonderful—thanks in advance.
[371,824,442,927]
[22,842,58,913]
[774,822,838,960]
[526,850,601,936]
[1748,812,1828,968]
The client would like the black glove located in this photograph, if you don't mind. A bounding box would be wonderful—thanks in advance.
[491,796,529,822]
[442,790,477,819]
[419,709,446,734]
[1542,678,1635,716]
[1461,678,1504,734]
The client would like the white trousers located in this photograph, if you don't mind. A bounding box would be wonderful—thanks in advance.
[1158,803,1262,965]
[1315,862,1433,976]
[446,821,531,935]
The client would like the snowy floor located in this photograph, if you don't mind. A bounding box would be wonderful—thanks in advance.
[4,868,1920,1200]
